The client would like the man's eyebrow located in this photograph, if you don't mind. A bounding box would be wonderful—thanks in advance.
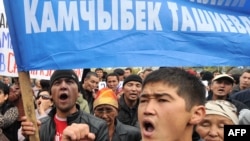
[140,93,174,100]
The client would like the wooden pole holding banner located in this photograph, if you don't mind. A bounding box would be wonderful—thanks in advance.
[18,72,40,141]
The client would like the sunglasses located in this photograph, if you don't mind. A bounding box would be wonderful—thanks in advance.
[36,95,51,100]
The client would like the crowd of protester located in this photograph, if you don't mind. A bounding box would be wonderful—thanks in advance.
[0,67,249,141]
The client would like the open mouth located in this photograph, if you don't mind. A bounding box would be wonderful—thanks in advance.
[143,121,155,132]
[59,93,69,100]
[130,93,138,97]
[218,89,225,92]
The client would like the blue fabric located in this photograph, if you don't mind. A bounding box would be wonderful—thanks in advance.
[3,0,250,71]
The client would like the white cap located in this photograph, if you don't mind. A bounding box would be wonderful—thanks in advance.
[212,74,234,84]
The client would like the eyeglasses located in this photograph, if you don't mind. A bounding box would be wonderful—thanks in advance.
[94,107,115,114]
[36,95,51,100]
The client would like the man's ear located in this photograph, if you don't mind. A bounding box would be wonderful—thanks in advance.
[189,105,206,125]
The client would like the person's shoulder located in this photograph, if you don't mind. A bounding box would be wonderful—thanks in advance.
[79,110,107,126]
[231,89,250,98]
[239,109,250,125]
[39,115,51,124]
[115,119,141,140]
[116,119,140,133]
[38,115,53,132]
[228,98,249,111]
[79,111,108,135]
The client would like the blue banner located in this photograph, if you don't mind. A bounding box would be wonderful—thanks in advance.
[3,0,250,71]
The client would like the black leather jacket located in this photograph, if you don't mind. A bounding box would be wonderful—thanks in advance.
[112,119,141,141]
[117,95,139,127]
[39,105,108,141]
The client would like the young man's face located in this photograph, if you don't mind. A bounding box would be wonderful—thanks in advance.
[124,70,131,78]
[95,70,104,80]
[50,78,78,115]
[106,76,119,92]
[138,82,196,141]
[123,81,142,101]
[239,72,250,90]
[83,75,99,91]
[3,77,10,85]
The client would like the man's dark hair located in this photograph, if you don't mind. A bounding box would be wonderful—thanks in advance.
[85,72,98,80]
[40,79,50,90]
[106,73,119,82]
[113,68,125,76]
[0,81,9,94]
[95,68,104,72]
[143,68,153,73]
[232,74,240,85]
[241,69,250,75]
[143,67,206,111]
[125,67,133,73]
[201,71,213,82]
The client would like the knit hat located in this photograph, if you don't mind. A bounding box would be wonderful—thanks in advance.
[93,88,118,109]
[205,100,239,124]
[212,74,234,84]
[123,74,142,87]
[50,70,79,90]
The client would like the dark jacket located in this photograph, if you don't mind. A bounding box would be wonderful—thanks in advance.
[112,119,141,141]
[39,105,108,141]
[192,130,203,141]
[80,87,95,114]
[230,89,250,109]
[231,85,241,94]
[117,95,139,127]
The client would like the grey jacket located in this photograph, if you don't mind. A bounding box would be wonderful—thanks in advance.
[112,119,141,141]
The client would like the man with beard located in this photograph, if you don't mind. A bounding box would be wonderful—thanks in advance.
[21,70,108,141]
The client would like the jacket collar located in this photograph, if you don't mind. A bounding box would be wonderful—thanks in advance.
[48,104,81,123]
[115,119,127,135]
[118,95,139,110]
